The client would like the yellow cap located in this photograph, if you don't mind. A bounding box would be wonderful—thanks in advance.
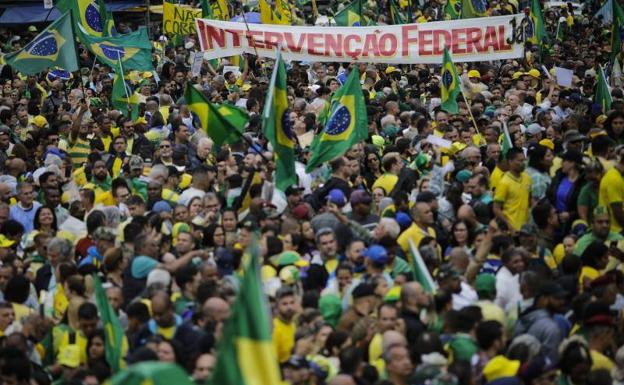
[241,83,252,91]
[57,345,81,368]
[539,138,555,150]
[528,69,541,78]
[134,117,148,125]
[596,115,608,125]
[512,71,524,80]
[467,70,481,78]
[553,243,565,265]
[385,66,399,75]
[448,141,467,156]
[142,71,153,78]
[178,173,192,190]
[483,355,520,382]
[0,234,15,248]
[261,264,277,281]
[32,115,48,128]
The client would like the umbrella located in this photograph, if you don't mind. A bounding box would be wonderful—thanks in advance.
[230,12,261,23]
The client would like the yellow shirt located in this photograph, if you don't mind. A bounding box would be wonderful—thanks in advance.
[59,330,88,365]
[69,137,90,169]
[273,317,296,363]
[579,266,600,289]
[369,333,383,364]
[397,223,436,258]
[490,167,504,191]
[591,350,615,371]
[598,167,624,233]
[11,303,33,322]
[372,173,399,195]
[476,300,506,326]
[493,171,531,231]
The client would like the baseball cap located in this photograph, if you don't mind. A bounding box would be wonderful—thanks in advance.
[468,70,481,78]
[385,66,400,74]
[326,189,347,207]
[0,234,15,248]
[32,115,48,128]
[525,123,544,136]
[129,155,143,170]
[474,273,496,297]
[131,256,159,279]
[152,200,172,214]
[277,251,309,267]
[483,355,521,382]
[92,227,116,242]
[527,69,541,78]
[563,130,587,143]
[518,223,538,236]
[455,169,472,183]
[363,245,389,266]
[350,190,372,205]
[319,294,342,327]
[539,139,555,150]
[437,264,460,281]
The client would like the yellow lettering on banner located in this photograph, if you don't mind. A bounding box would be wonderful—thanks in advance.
[163,2,202,37]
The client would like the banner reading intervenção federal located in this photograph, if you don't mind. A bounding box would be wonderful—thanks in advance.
[196,15,526,64]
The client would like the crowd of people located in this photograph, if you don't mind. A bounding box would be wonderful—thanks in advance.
[0,1,623,385]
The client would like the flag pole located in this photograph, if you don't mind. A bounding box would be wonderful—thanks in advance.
[117,53,131,102]
[459,88,484,142]
[239,2,265,75]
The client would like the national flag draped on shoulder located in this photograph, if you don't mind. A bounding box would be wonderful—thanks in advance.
[3,12,78,75]
[184,83,247,147]
[262,51,297,192]
[56,0,116,37]
[93,275,128,372]
[440,48,461,114]
[75,23,153,72]
[208,242,282,385]
[305,68,368,172]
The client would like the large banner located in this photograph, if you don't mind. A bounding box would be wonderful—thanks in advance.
[164,2,202,36]
[196,15,525,63]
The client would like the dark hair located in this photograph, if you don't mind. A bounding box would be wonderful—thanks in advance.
[527,144,551,173]
[532,200,554,229]
[86,210,106,235]
[34,205,58,232]
[605,110,624,139]
[325,330,350,356]
[476,320,503,350]
[4,275,31,303]
[174,264,199,292]
[581,241,608,269]
[78,302,99,320]
[450,219,474,247]
[86,329,106,360]
[506,147,524,161]
[203,223,226,248]
[126,301,150,324]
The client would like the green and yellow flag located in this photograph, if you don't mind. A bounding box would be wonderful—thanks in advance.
[259,0,290,25]
[440,48,461,114]
[200,0,230,20]
[334,0,368,26]
[594,66,612,113]
[56,0,116,37]
[612,0,624,60]
[305,69,368,172]
[76,23,153,72]
[4,12,78,75]
[527,0,546,45]
[112,64,140,121]
[105,362,195,385]
[460,0,486,18]
[209,242,282,385]
[93,275,128,372]
[262,51,297,192]
[184,83,247,147]
[445,0,461,19]
[390,0,407,24]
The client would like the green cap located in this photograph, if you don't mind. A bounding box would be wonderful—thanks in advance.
[475,273,496,297]
[319,294,342,328]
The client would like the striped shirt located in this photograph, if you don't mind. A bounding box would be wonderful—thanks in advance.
[69,137,90,169]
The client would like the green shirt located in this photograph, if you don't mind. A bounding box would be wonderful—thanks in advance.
[578,183,598,222]
[390,257,411,278]
[447,334,478,363]
[174,294,194,316]
[575,231,624,255]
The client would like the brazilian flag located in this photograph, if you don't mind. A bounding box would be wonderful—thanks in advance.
[526,0,545,45]
[440,48,461,114]
[334,0,368,26]
[200,0,230,20]
[4,12,78,75]
[75,23,153,72]
[594,66,612,113]
[184,83,247,147]
[305,69,368,172]
[56,0,116,37]
[262,51,296,192]
[445,0,461,19]
[112,64,140,121]
[105,362,195,385]
[390,0,407,24]
[612,0,624,60]
[460,0,486,18]
[93,275,128,372]
[209,242,282,385]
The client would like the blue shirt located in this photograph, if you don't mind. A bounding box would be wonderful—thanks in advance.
[555,177,573,212]
[9,202,42,234]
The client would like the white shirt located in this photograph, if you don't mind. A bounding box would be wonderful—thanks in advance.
[178,187,206,206]
[495,266,522,311]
